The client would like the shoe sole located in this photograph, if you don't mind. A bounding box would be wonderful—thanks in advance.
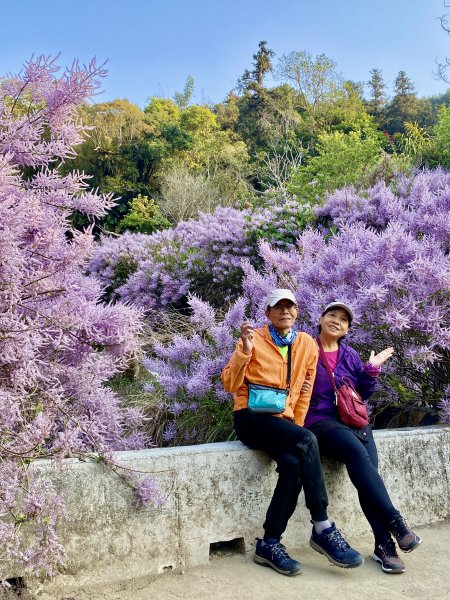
[372,553,405,574]
[310,539,364,568]
[398,535,422,553]
[253,554,303,576]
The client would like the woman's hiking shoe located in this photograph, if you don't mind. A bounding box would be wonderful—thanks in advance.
[310,523,363,568]
[372,538,406,574]
[389,516,422,553]
[253,538,303,576]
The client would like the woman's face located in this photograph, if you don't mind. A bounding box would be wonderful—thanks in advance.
[320,308,350,339]
[265,300,298,334]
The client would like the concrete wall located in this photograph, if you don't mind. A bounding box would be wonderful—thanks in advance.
[5,426,450,592]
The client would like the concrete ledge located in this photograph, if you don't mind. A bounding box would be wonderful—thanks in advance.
[5,426,450,592]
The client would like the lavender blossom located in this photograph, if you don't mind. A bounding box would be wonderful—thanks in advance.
[135,477,165,508]
[0,56,151,576]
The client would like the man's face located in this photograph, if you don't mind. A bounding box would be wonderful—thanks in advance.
[266,300,298,333]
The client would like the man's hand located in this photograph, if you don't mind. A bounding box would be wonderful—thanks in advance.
[240,321,254,354]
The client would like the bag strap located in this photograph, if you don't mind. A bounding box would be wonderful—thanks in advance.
[316,337,337,394]
[245,342,293,391]
[286,344,292,391]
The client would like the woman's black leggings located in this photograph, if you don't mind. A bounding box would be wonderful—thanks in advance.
[234,409,329,541]
[315,426,400,544]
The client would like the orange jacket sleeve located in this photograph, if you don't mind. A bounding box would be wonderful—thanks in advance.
[221,339,253,393]
[293,341,318,426]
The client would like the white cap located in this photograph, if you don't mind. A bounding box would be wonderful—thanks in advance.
[323,301,354,322]
[266,288,298,308]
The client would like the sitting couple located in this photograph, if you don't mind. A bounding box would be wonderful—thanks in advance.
[222,288,421,576]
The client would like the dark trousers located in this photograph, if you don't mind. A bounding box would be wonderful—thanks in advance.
[234,409,329,541]
[315,426,400,545]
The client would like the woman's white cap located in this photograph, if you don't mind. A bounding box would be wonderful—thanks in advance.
[266,289,298,308]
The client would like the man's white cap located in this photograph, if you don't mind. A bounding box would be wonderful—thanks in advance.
[266,288,298,308]
[323,301,354,322]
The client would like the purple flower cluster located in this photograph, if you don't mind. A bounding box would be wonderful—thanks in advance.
[438,385,450,424]
[317,169,450,253]
[88,201,313,309]
[0,56,157,576]
[0,461,66,576]
[87,231,156,300]
[142,294,246,444]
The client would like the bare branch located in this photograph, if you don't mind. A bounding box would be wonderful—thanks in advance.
[436,11,450,82]
[259,139,306,193]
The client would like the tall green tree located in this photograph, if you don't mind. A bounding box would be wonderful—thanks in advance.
[174,75,195,109]
[394,70,415,96]
[384,71,426,134]
[423,105,450,169]
[237,40,274,92]
[61,99,152,230]
[366,68,387,120]
[275,50,342,111]
[274,51,370,138]
[143,99,251,205]
[317,80,372,134]
[253,40,274,86]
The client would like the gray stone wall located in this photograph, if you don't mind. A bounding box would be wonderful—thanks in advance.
[4,426,450,592]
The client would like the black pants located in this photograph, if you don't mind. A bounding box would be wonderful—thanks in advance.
[314,426,400,545]
[234,409,329,541]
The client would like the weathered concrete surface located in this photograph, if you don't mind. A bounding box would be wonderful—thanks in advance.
[5,426,450,595]
[39,521,450,600]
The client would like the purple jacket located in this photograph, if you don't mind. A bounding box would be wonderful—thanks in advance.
[304,341,379,428]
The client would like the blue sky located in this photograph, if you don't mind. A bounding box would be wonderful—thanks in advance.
[1,1,450,108]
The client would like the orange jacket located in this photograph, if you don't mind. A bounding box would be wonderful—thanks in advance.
[221,325,318,426]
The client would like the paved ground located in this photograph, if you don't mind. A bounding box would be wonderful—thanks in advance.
[43,520,449,600]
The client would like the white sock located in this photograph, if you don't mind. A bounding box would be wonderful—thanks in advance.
[313,520,332,534]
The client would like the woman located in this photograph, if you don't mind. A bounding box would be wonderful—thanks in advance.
[221,289,363,576]
[303,301,422,574]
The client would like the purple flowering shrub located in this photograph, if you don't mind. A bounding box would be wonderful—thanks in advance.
[438,385,450,424]
[141,170,449,433]
[313,169,450,417]
[87,231,156,301]
[316,169,450,253]
[0,57,157,577]
[89,200,314,310]
[142,295,250,444]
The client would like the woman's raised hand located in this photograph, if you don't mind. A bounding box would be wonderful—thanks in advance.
[240,321,254,354]
[368,347,394,367]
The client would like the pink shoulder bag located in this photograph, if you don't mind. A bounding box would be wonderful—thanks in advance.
[316,338,369,429]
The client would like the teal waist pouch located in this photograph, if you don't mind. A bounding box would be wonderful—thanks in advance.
[247,383,288,414]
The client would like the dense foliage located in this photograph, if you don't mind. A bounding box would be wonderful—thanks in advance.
[63,42,450,234]
[88,200,314,309]
[0,57,157,576]
[125,169,449,445]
